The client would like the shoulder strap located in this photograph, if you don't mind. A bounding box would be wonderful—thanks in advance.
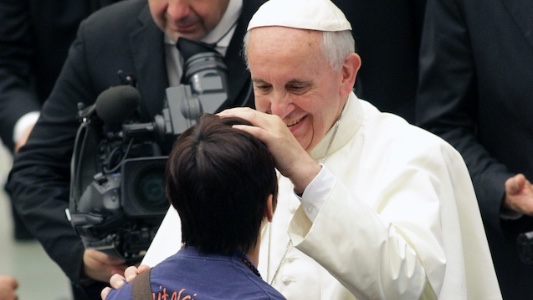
[132,268,153,300]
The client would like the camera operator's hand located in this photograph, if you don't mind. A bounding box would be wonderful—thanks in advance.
[101,265,151,300]
[83,249,128,283]
[504,174,533,215]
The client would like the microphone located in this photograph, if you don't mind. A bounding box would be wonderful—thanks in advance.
[95,85,140,124]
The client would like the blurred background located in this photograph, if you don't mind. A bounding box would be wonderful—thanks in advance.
[0,141,72,299]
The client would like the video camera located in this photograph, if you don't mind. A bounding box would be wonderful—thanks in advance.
[67,38,233,263]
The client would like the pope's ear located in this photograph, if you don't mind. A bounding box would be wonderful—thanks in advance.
[341,53,360,95]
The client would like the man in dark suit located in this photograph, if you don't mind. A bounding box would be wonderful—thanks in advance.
[416,0,533,298]
[0,0,122,153]
[0,0,123,243]
[5,0,264,298]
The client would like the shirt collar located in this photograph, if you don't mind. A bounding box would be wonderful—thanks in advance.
[202,0,242,47]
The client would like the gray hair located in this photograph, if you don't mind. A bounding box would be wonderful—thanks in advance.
[242,29,355,71]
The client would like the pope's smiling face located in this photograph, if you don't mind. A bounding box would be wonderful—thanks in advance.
[247,27,355,152]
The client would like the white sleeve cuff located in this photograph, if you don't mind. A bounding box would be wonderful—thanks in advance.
[13,112,40,143]
[298,164,336,222]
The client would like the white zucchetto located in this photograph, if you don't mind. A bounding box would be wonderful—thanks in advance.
[247,0,351,32]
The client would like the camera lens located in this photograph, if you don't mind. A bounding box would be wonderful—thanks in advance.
[137,170,165,206]
[133,167,168,214]
[121,157,169,218]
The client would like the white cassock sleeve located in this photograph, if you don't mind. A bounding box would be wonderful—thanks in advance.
[288,140,500,299]
[142,207,181,267]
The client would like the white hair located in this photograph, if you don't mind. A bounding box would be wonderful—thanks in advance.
[242,29,355,71]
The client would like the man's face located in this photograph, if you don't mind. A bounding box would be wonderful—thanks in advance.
[248,27,353,152]
[148,0,230,42]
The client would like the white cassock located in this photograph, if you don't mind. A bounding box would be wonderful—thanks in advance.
[143,92,501,299]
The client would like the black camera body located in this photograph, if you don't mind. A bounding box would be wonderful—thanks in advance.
[67,39,231,262]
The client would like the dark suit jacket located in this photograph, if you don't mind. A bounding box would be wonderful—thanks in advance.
[333,0,426,124]
[6,0,263,298]
[416,0,533,298]
[0,0,119,152]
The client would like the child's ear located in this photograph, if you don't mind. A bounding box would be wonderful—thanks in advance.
[265,194,274,222]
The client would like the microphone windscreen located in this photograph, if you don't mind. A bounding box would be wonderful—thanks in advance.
[95,86,140,124]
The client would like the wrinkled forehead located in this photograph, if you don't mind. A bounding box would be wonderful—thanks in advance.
[246,28,328,83]
[247,27,322,58]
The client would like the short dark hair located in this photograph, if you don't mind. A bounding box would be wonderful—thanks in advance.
[166,113,278,255]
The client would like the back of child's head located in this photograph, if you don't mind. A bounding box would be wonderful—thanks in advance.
[166,113,278,255]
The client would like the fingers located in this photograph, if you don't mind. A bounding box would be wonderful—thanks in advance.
[109,273,126,289]
[123,264,151,283]
[101,265,152,299]
[137,264,152,274]
[11,277,18,290]
[101,287,111,300]
[83,249,128,282]
[0,275,18,289]
[219,108,273,143]
[0,276,19,300]
[218,107,273,128]
[218,107,257,121]
[124,266,139,282]
[505,174,527,195]
[504,174,533,215]
[219,108,285,140]
[85,249,126,265]
[8,277,17,289]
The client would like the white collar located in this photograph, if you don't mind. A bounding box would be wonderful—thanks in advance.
[310,92,363,161]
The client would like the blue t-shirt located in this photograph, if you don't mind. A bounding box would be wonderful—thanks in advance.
[105,247,285,299]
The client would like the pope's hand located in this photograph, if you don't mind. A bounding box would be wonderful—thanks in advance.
[218,107,321,194]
